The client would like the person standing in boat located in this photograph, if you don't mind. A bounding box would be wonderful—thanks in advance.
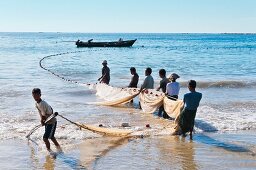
[156,69,169,117]
[98,60,110,85]
[140,67,154,90]
[128,67,139,88]
[32,88,61,153]
[178,80,202,140]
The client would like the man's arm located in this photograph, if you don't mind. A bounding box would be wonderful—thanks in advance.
[98,73,106,82]
[37,103,47,125]
[140,77,148,91]
[156,80,163,91]
[98,68,104,81]
[128,75,136,87]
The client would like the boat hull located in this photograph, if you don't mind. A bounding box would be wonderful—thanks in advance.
[76,39,136,47]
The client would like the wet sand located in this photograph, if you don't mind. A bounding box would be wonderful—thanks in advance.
[79,132,256,170]
[1,130,254,170]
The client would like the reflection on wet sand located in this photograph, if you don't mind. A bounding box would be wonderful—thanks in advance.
[80,137,129,169]
[43,155,55,170]
[157,136,198,170]
[28,141,87,170]
[28,141,41,169]
[28,142,56,170]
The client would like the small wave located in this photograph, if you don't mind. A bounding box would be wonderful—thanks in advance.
[195,105,256,132]
[0,111,99,143]
[180,80,256,88]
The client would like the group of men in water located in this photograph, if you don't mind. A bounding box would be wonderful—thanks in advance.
[31,59,202,153]
[98,60,202,139]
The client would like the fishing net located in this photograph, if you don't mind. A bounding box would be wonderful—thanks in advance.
[91,84,184,118]
[139,89,165,113]
[87,84,184,135]
[88,83,140,106]
[164,97,184,120]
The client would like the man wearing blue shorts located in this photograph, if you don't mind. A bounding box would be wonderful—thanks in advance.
[32,88,61,152]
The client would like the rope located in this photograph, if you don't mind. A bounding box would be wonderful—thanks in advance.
[58,114,110,136]
[39,48,124,86]
[39,51,90,86]
[26,112,59,138]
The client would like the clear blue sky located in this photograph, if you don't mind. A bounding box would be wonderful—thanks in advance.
[1,0,256,33]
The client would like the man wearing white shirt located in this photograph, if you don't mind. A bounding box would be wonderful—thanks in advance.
[166,73,180,99]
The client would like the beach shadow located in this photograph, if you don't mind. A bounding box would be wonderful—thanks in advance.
[193,120,255,155]
[194,134,250,153]
[54,152,87,170]
[43,152,87,170]
[194,119,218,132]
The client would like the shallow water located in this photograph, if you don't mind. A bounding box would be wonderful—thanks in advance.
[0,32,255,169]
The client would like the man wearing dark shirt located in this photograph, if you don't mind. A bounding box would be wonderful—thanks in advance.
[156,69,169,118]
[128,67,139,88]
[98,60,110,85]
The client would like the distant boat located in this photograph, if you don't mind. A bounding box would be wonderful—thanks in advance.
[76,39,137,47]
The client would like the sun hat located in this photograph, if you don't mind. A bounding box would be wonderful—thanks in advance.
[169,73,180,80]
[102,60,107,64]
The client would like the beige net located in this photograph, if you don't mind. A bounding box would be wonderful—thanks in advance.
[87,84,184,135]
[139,89,165,113]
[164,97,184,119]
[88,83,140,106]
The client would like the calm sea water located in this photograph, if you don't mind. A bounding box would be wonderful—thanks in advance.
[0,32,256,169]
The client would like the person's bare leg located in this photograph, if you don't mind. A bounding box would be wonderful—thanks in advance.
[51,137,62,151]
[189,130,193,140]
[43,138,51,151]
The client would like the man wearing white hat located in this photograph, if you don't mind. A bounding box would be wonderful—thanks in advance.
[98,60,110,84]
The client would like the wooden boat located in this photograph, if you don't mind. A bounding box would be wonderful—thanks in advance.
[76,39,137,47]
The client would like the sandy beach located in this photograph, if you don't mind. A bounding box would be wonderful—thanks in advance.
[1,130,255,169]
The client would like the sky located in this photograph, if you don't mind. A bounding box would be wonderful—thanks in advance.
[0,0,256,33]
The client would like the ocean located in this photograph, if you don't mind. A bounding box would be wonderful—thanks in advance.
[0,32,255,169]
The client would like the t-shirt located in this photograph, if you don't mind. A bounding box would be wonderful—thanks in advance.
[166,82,180,96]
[159,77,169,93]
[128,73,139,88]
[183,91,202,110]
[141,75,154,89]
[101,66,110,84]
[35,100,56,124]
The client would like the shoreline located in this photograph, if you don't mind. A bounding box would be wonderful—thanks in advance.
[1,130,255,169]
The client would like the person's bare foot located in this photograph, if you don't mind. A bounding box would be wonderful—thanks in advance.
[56,145,63,153]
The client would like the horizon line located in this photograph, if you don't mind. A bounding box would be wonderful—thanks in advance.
[0,31,256,34]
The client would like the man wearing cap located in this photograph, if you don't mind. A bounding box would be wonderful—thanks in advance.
[178,80,202,140]
[98,60,110,85]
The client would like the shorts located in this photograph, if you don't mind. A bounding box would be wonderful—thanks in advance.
[43,122,57,139]
[178,109,197,134]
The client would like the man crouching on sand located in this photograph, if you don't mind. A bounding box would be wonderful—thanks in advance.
[32,88,61,152]
[178,80,202,140]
